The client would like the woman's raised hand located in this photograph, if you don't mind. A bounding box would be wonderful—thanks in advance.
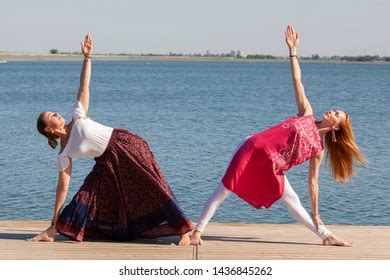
[81,34,93,57]
[285,25,299,49]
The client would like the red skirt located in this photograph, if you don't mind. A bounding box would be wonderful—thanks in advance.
[56,129,193,241]
[222,116,323,209]
[221,138,284,209]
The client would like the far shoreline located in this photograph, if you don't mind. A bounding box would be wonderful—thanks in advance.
[1,53,390,65]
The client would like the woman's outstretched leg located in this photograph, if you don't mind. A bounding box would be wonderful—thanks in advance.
[281,176,352,246]
[191,182,231,245]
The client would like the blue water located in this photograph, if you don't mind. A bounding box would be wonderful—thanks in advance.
[0,60,389,226]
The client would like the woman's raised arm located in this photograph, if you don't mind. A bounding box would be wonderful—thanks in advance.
[77,34,93,117]
[285,25,313,116]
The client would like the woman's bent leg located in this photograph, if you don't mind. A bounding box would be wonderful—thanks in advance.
[280,176,331,240]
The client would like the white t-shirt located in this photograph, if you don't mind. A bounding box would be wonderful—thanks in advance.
[56,102,114,171]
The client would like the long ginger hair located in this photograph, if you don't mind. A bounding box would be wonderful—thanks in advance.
[324,112,366,184]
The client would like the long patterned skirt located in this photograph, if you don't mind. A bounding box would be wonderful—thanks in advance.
[56,129,193,241]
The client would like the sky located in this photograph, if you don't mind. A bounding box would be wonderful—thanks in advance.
[0,0,389,56]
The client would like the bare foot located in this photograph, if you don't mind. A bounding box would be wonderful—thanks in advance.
[190,230,203,245]
[323,234,353,247]
[27,226,57,242]
[178,232,191,246]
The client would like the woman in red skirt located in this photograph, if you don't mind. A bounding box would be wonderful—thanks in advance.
[190,26,365,246]
[30,34,193,245]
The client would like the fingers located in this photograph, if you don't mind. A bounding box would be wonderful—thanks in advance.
[81,34,93,55]
[190,239,203,245]
[286,26,291,41]
[87,34,93,44]
[27,235,40,242]
[315,217,325,232]
[31,235,38,241]
[286,25,295,40]
[83,34,93,46]
[286,25,297,37]
[288,25,293,36]
[190,237,203,245]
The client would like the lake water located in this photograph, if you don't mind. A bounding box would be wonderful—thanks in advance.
[0,60,389,226]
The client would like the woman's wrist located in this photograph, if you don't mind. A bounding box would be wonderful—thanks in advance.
[83,54,92,62]
[51,215,58,226]
[289,47,297,57]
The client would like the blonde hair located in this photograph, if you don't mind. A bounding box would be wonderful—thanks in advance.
[324,113,366,184]
[37,112,59,149]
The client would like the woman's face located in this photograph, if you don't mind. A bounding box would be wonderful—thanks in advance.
[42,111,65,131]
[321,109,346,129]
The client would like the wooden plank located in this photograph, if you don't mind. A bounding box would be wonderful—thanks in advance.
[0,221,389,260]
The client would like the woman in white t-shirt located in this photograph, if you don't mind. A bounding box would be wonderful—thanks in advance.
[31,34,193,245]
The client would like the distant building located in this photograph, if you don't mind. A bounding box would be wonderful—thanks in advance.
[228,50,246,58]
[237,50,246,58]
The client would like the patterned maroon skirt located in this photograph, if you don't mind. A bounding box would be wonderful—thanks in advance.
[56,129,193,241]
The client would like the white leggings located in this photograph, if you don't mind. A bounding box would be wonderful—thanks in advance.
[194,176,331,240]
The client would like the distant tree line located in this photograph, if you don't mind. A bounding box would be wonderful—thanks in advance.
[46,49,390,62]
[246,53,390,62]
[49,49,84,55]
[300,54,390,62]
[329,55,390,62]
[246,54,276,59]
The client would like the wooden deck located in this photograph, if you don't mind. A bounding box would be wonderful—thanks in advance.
[0,221,389,260]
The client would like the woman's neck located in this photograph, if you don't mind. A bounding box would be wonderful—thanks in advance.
[316,120,332,137]
[56,123,71,142]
